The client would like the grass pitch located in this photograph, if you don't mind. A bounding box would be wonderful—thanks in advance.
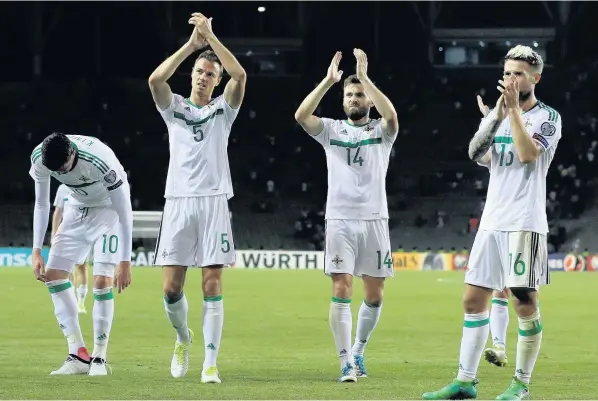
[0,268,596,400]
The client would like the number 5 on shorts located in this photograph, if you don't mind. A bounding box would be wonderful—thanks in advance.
[509,252,526,276]
[221,233,230,253]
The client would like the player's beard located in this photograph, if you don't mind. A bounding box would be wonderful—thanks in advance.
[519,90,532,102]
[345,106,368,121]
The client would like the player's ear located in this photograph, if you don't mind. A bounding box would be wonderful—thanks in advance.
[533,72,541,85]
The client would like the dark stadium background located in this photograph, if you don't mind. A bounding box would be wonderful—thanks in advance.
[1,1,597,261]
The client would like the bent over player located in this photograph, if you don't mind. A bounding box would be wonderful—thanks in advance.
[52,183,89,314]
[424,45,560,400]
[295,49,399,382]
[30,133,133,376]
[148,13,246,383]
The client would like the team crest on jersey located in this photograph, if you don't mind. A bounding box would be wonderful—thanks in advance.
[364,125,374,132]
[104,170,117,184]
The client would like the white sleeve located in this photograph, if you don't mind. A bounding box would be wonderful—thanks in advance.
[221,95,240,131]
[156,94,183,124]
[33,180,51,249]
[107,184,133,262]
[310,118,334,148]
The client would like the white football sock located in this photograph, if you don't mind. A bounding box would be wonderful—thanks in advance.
[490,297,509,347]
[164,293,190,343]
[515,310,543,384]
[92,287,114,360]
[47,279,87,355]
[330,297,352,369]
[352,300,382,356]
[457,311,490,381]
[203,295,224,370]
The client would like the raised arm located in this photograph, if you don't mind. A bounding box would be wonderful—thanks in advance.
[189,13,247,109]
[295,52,343,135]
[468,95,505,162]
[354,49,399,136]
[148,26,207,110]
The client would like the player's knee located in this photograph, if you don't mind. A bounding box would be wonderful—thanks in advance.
[462,287,490,314]
[202,266,222,296]
[331,273,352,299]
[510,288,536,306]
[93,274,112,288]
[45,268,70,281]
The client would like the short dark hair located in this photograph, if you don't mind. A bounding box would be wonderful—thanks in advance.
[41,133,73,171]
[195,50,223,77]
[343,74,361,88]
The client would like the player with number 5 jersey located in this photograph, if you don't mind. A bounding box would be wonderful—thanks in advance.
[295,49,399,383]
[29,133,133,377]
[148,12,246,383]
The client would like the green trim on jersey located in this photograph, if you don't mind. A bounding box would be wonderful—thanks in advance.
[31,144,43,164]
[78,150,109,173]
[522,102,540,115]
[330,137,382,148]
[344,118,373,128]
[493,136,513,144]
[173,108,224,126]
[538,101,559,123]
[79,154,108,174]
[186,98,204,110]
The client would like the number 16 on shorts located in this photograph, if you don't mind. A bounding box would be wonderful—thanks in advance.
[507,231,546,289]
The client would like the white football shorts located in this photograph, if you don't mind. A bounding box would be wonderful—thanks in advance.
[153,195,235,268]
[324,219,394,279]
[466,230,550,291]
[48,205,122,277]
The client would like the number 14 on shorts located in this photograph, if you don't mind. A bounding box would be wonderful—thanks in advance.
[376,250,393,269]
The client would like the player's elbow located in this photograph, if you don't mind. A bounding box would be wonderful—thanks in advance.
[294,110,306,124]
[231,69,247,82]
[518,154,537,164]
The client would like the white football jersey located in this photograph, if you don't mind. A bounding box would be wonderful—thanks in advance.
[156,94,239,199]
[53,184,70,208]
[479,101,562,234]
[312,118,396,220]
[29,135,129,207]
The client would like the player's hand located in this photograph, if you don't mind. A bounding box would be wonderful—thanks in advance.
[32,249,47,282]
[326,51,343,84]
[354,48,368,81]
[498,76,520,110]
[189,13,214,41]
[494,94,506,121]
[187,26,209,51]
[114,261,132,293]
[477,95,490,117]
